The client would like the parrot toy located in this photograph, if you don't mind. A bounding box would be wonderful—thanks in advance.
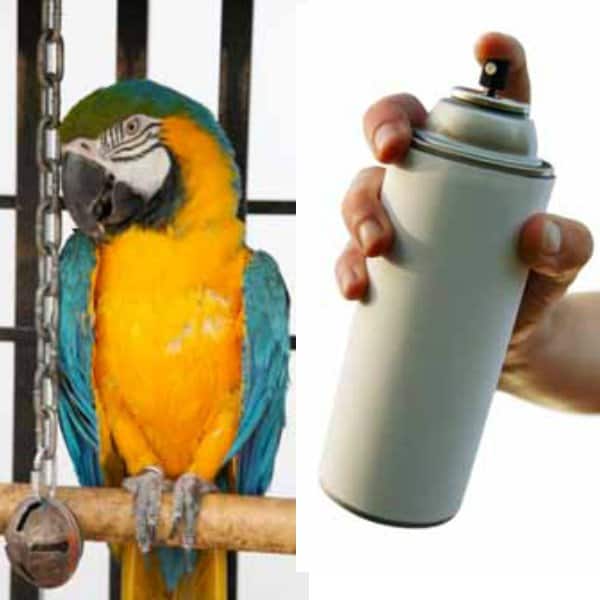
[57,80,290,599]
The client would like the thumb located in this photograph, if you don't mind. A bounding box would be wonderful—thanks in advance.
[512,214,594,339]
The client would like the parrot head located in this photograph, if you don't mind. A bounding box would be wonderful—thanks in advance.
[60,80,239,241]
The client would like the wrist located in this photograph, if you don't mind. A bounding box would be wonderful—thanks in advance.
[499,299,563,395]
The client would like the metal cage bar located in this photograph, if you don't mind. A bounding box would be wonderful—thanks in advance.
[0,197,297,216]
[0,197,296,216]
[0,196,16,209]
[117,0,149,80]
[112,4,150,597]
[248,200,296,215]
[218,0,257,594]
[10,0,42,598]
[219,0,253,222]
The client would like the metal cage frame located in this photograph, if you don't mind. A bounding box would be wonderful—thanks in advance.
[2,1,296,598]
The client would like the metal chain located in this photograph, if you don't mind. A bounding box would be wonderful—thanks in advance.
[32,0,63,499]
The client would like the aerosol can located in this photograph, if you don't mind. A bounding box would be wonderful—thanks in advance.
[320,60,555,526]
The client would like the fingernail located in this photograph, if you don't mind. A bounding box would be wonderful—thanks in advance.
[542,219,561,255]
[373,121,407,157]
[339,267,356,295]
[358,219,382,252]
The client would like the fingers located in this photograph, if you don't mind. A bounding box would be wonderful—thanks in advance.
[363,94,427,163]
[348,91,425,301]
[474,32,530,102]
[342,31,531,304]
[341,167,393,256]
[518,214,594,280]
[336,241,368,300]
[337,167,393,300]
[361,32,530,167]
[512,214,594,336]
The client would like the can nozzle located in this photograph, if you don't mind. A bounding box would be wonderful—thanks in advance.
[479,59,510,97]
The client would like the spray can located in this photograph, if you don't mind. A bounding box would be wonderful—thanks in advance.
[320,60,555,526]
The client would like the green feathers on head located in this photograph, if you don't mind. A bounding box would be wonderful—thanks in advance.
[60,79,234,158]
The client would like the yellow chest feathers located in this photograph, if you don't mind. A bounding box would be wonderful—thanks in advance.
[92,224,250,476]
[93,218,250,381]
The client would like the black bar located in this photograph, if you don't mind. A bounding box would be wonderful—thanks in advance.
[38,199,297,216]
[116,0,148,80]
[0,195,16,209]
[219,2,255,597]
[290,335,296,351]
[219,0,254,224]
[111,2,150,598]
[11,1,40,599]
[109,557,121,600]
[0,326,35,343]
[247,200,296,215]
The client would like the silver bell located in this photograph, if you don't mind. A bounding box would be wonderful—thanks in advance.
[5,496,83,588]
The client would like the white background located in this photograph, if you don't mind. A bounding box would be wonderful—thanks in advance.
[297,1,600,599]
[0,1,304,599]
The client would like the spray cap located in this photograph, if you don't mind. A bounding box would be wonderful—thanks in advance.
[412,60,553,177]
[451,58,527,117]
[479,58,510,97]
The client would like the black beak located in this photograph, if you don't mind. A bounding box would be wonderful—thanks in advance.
[62,152,144,241]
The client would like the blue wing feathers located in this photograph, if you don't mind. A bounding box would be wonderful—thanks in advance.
[227,250,290,495]
[58,231,103,487]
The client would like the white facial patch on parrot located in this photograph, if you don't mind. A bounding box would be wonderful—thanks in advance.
[62,114,171,200]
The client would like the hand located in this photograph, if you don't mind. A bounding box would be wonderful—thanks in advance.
[335,32,593,403]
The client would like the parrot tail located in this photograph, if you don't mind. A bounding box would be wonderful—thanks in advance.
[120,542,228,600]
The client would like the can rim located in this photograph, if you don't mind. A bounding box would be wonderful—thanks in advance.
[451,86,530,116]
[412,133,554,179]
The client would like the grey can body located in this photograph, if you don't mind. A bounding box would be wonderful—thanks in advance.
[320,88,555,525]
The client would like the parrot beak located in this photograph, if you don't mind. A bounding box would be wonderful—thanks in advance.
[62,151,144,241]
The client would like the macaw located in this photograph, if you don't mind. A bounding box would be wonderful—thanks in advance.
[57,80,290,599]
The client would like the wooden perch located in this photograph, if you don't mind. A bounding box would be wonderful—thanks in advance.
[0,483,295,555]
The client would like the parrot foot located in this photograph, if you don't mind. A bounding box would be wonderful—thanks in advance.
[123,466,167,554]
[169,473,217,571]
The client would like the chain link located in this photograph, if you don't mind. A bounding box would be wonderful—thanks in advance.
[32,0,63,499]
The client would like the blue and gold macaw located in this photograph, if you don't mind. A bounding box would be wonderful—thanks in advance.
[57,80,289,599]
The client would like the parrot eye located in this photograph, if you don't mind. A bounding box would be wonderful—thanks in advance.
[125,117,140,136]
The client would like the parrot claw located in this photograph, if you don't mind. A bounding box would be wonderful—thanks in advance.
[169,473,217,570]
[123,466,166,554]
